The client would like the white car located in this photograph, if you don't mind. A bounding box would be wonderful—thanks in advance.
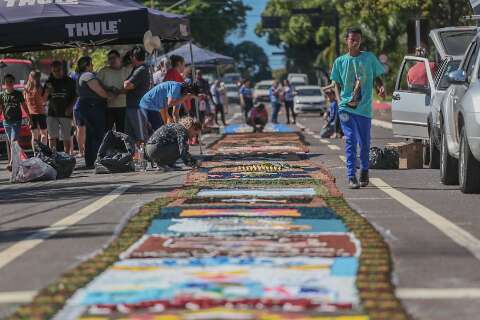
[254,80,274,103]
[391,26,476,170]
[438,29,480,193]
[288,73,308,86]
[224,83,240,104]
[223,72,241,85]
[293,85,326,114]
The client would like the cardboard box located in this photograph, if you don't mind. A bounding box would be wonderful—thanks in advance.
[385,142,423,169]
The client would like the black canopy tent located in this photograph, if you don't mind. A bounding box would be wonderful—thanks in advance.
[0,0,191,53]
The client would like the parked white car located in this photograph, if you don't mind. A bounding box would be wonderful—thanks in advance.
[391,26,476,172]
[438,29,480,193]
[293,85,326,114]
[254,80,274,103]
[224,83,240,104]
[288,73,308,86]
[223,72,241,85]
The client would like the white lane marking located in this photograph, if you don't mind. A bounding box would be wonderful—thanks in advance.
[339,155,346,163]
[319,139,329,144]
[0,185,131,270]
[313,134,321,139]
[397,288,480,299]
[372,119,392,129]
[328,145,341,151]
[0,291,37,303]
[371,178,480,261]
[226,112,242,124]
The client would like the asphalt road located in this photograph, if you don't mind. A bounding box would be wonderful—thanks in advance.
[295,110,480,320]
[1,105,480,320]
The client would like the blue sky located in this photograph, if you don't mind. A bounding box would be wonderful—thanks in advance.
[226,0,283,69]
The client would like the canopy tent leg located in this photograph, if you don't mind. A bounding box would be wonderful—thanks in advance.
[189,40,203,155]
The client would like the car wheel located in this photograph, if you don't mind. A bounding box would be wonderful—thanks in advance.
[459,127,480,193]
[440,125,458,185]
[429,129,440,169]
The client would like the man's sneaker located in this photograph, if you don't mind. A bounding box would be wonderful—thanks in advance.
[348,176,360,189]
[359,170,369,187]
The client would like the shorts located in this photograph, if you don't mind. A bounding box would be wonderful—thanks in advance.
[47,116,73,141]
[74,108,85,126]
[2,120,21,142]
[30,114,47,130]
[125,107,148,142]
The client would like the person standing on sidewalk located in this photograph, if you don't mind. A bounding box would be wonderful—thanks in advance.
[44,60,77,154]
[124,46,150,144]
[97,50,131,133]
[269,80,281,124]
[330,27,386,189]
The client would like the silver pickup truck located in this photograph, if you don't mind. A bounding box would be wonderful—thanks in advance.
[391,27,477,176]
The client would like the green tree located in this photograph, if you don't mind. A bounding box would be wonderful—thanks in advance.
[148,0,251,52]
[257,0,473,91]
[224,41,272,82]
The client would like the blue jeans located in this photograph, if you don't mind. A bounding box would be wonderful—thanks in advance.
[77,98,106,167]
[339,111,371,178]
[2,120,21,142]
[144,109,164,132]
[271,102,281,123]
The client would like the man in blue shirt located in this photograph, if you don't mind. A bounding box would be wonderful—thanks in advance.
[139,81,197,131]
[269,81,281,124]
[330,27,386,189]
[239,80,253,123]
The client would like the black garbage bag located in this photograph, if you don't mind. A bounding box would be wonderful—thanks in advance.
[34,141,76,179]
[369,146,399,169]
[95,131,135,174]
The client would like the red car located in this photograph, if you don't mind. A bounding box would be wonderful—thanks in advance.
[0,58,33,153]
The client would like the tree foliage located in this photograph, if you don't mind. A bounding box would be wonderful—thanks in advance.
[150,0,250,52]
[224,41,272,82]
[257,0,473,90]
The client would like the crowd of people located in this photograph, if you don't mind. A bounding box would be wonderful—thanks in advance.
[1,26,387,188]
[0,46,225,172]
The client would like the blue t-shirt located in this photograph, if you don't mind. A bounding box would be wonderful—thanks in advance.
[139,81,182,112]
[239,86,252,99]
[269,86,279,103]
[330,51,385,118]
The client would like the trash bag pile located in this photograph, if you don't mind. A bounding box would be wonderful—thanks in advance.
[11,142,57,183]
[369,146,400,169]
[95,131,136,174]
[34,141,76,179]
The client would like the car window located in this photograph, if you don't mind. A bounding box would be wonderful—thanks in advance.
[463,42,479,82]
[398,59,432,93]
[438,60,461,90]
[256,85,271,90]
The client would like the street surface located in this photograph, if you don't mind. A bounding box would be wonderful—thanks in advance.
[1,105,480,319]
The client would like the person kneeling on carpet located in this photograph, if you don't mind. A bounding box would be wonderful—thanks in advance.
[145,117,201,172]
[247,103,268,132]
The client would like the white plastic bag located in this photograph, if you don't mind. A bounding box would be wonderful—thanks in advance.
[11,142,57,183]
